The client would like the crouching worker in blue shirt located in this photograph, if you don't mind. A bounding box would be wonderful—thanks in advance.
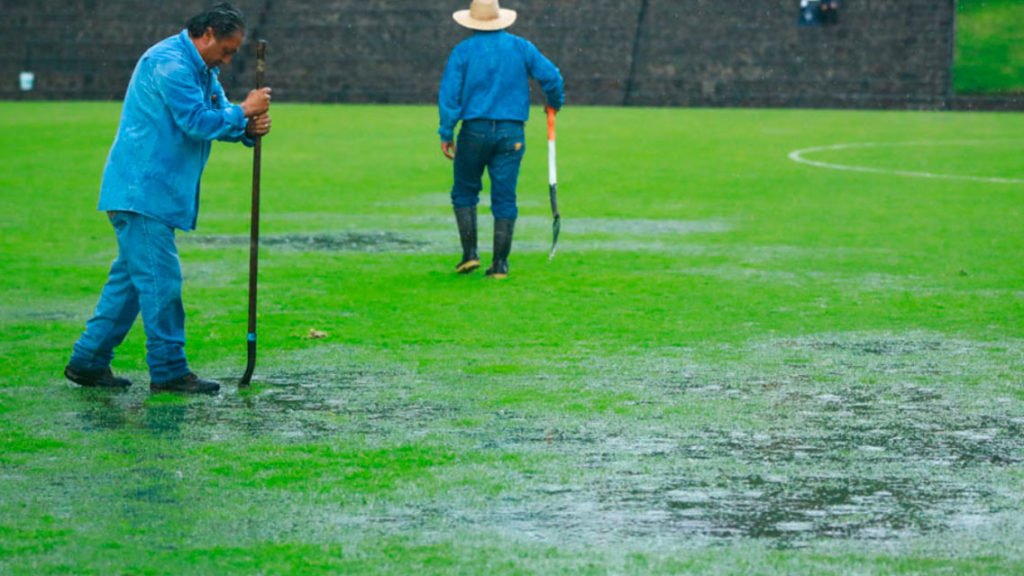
[439,0,565,279]
[65,2,272,394]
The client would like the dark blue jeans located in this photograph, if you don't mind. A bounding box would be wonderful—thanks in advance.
[70,211,189,382]
[451,119,526,220]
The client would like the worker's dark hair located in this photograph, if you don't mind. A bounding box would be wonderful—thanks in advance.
[187,3,245,39]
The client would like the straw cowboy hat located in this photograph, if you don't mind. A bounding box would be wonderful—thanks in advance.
[453,0,517,31]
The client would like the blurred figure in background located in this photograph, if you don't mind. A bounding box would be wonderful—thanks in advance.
[821,0,840,26]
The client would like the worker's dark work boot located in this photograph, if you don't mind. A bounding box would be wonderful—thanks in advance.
[486,218,516,280]
[150,372,221,394]
[454,206,480,274]
[64,364,132,388]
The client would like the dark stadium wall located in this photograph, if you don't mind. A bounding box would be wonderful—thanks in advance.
[0,0,956,109]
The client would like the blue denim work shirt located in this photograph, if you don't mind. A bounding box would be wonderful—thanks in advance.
[98,30,252,231]
[438,30,565,142]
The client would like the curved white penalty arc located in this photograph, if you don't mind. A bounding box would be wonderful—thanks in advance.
[788,141,1024,185]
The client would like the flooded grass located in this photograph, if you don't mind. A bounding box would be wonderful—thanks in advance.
[181,215,732,257]
[12,333,1019,562]
[183,231,430,253]
[4,103,1024,574]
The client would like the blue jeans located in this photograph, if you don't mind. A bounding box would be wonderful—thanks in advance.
[451,120,526,220]
[70,211,189,382]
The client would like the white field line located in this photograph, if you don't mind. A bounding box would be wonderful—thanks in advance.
[788,140,1024,184]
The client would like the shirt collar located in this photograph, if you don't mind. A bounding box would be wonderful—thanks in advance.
[178,29,214,74]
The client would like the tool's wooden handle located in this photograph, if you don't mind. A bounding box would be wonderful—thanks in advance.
[256,40,267,90]
[242,40,267,387]
[546,106,556,141]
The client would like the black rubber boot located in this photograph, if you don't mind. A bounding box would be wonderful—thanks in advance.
[486,218,516,279]
[454,206,480,274]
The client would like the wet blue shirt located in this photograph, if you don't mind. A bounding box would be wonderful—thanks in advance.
[438,30,565,142]
[98,30,252,231]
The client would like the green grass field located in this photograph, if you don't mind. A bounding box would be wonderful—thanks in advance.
[955,0,1024,93]
[1,102,1023,574]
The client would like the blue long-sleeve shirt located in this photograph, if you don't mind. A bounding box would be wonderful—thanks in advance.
[438,30,565,142]
[98,30,252,231]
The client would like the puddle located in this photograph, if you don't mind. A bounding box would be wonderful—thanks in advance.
[70,365,450,442]
[49,333,1024,551]
[650,473,981,542]
[182,232,430,253]
[469,334,1024,548]
[178,216,732,256]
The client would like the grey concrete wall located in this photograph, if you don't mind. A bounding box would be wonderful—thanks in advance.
[0,0,956,109]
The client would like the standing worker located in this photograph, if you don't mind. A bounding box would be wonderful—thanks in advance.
[439,0,565,279]
[64,2,273,394]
